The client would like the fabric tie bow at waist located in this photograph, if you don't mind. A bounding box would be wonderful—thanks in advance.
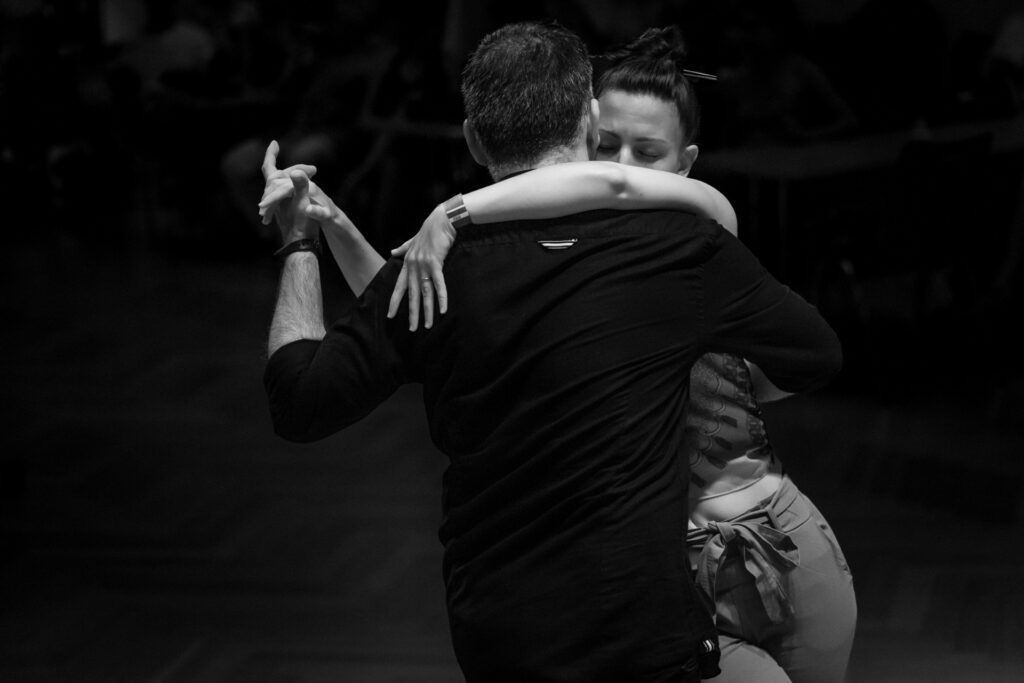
[693,519,800,624]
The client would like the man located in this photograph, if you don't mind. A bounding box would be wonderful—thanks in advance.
[263,21,841,683]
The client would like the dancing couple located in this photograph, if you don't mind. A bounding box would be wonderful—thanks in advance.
[262,19,853,683]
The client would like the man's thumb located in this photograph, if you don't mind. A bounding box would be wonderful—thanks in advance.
[288,169,310,191]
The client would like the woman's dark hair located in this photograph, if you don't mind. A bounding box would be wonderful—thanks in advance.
[595,26,701,146]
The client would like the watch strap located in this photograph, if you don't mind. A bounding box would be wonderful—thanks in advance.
[443,194,472,231]
[274,238,321,261]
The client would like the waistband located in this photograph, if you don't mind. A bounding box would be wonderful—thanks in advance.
[686,475,809,625]
[690,470,784,528]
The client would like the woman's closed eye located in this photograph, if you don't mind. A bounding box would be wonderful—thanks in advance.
[636,149,664,160]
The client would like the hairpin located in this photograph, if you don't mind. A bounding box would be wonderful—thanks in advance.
[682,69,718,81]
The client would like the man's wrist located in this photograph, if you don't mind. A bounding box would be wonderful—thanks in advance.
[282,223,319,244]
[274,237,321,261]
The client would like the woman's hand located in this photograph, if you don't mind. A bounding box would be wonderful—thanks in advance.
[258,140,320,228]
[258,141,355,233]
[387,203,457,331]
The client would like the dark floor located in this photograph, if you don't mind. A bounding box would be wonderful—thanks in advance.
[2,240,1023,682]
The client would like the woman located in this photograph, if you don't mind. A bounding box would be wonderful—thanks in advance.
[260,26,855,683]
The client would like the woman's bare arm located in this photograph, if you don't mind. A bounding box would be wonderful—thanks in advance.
[388,161,739,329]
[463,161,737,234]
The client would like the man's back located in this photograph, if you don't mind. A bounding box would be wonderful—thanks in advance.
[266,208,840,682]
[412,209,838,681]
[420,210,716,681]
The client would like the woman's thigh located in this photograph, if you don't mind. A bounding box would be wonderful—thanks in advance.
[715,634,791,683]
[712,491,857,683]
[769,501,857,683]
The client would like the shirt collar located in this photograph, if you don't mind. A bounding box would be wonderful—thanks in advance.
[496,168,534,181]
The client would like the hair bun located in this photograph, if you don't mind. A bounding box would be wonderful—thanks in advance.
[634,26,689,65]
[599,25,688,71]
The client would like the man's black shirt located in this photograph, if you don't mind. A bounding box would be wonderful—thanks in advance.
[265,209,841,682]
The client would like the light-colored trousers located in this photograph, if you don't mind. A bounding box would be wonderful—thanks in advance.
[688,476,858,683]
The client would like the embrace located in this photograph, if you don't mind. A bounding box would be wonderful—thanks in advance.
[260,20,852,683]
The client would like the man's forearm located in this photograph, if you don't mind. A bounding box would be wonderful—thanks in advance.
[269,252,326,356]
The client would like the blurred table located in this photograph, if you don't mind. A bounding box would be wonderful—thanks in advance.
[700,116,1024,276]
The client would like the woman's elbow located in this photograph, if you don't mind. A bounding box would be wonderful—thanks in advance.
[594,162,630,199]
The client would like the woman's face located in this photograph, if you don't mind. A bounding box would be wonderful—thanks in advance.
[596,89,698,175]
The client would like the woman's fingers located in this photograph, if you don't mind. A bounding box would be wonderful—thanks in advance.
[421,268,435,329]
[406,261,421,331]
[388,260,410,319]
[431,261,448,315]
[391,237,414,257]
[389,246,448,330]
[416,255,448,329]
[258,165,316,209]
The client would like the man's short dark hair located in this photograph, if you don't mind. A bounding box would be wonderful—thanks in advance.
[461,21,592,171]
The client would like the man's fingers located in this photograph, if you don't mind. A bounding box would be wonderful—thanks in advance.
[259,182,294,210]
[289,169,310,194]
[261,140,280,180]
[287,164,317,179]
[304,204,331,220]
[258,167,318,206]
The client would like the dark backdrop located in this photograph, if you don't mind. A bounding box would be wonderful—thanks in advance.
[2,1,1023,681]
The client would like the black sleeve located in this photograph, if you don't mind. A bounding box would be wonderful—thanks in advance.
[263,259,419,442]
[701,230,842,393]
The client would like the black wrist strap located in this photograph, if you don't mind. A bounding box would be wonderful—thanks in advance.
[274,238,321,261]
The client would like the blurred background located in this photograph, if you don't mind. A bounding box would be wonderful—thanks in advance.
[2,0,1023,680]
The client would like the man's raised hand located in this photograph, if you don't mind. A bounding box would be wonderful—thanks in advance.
[258,140,319,228]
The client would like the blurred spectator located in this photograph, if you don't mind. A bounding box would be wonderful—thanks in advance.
[713,0,859,147]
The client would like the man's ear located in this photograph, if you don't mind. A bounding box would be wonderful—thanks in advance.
[587,98,601,158]
[676,144,699,176]
[463,120,489,167]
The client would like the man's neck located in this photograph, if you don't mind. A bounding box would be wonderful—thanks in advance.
[491,142,591,181]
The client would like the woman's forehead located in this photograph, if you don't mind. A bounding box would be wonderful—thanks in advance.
[598,89,682,142]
